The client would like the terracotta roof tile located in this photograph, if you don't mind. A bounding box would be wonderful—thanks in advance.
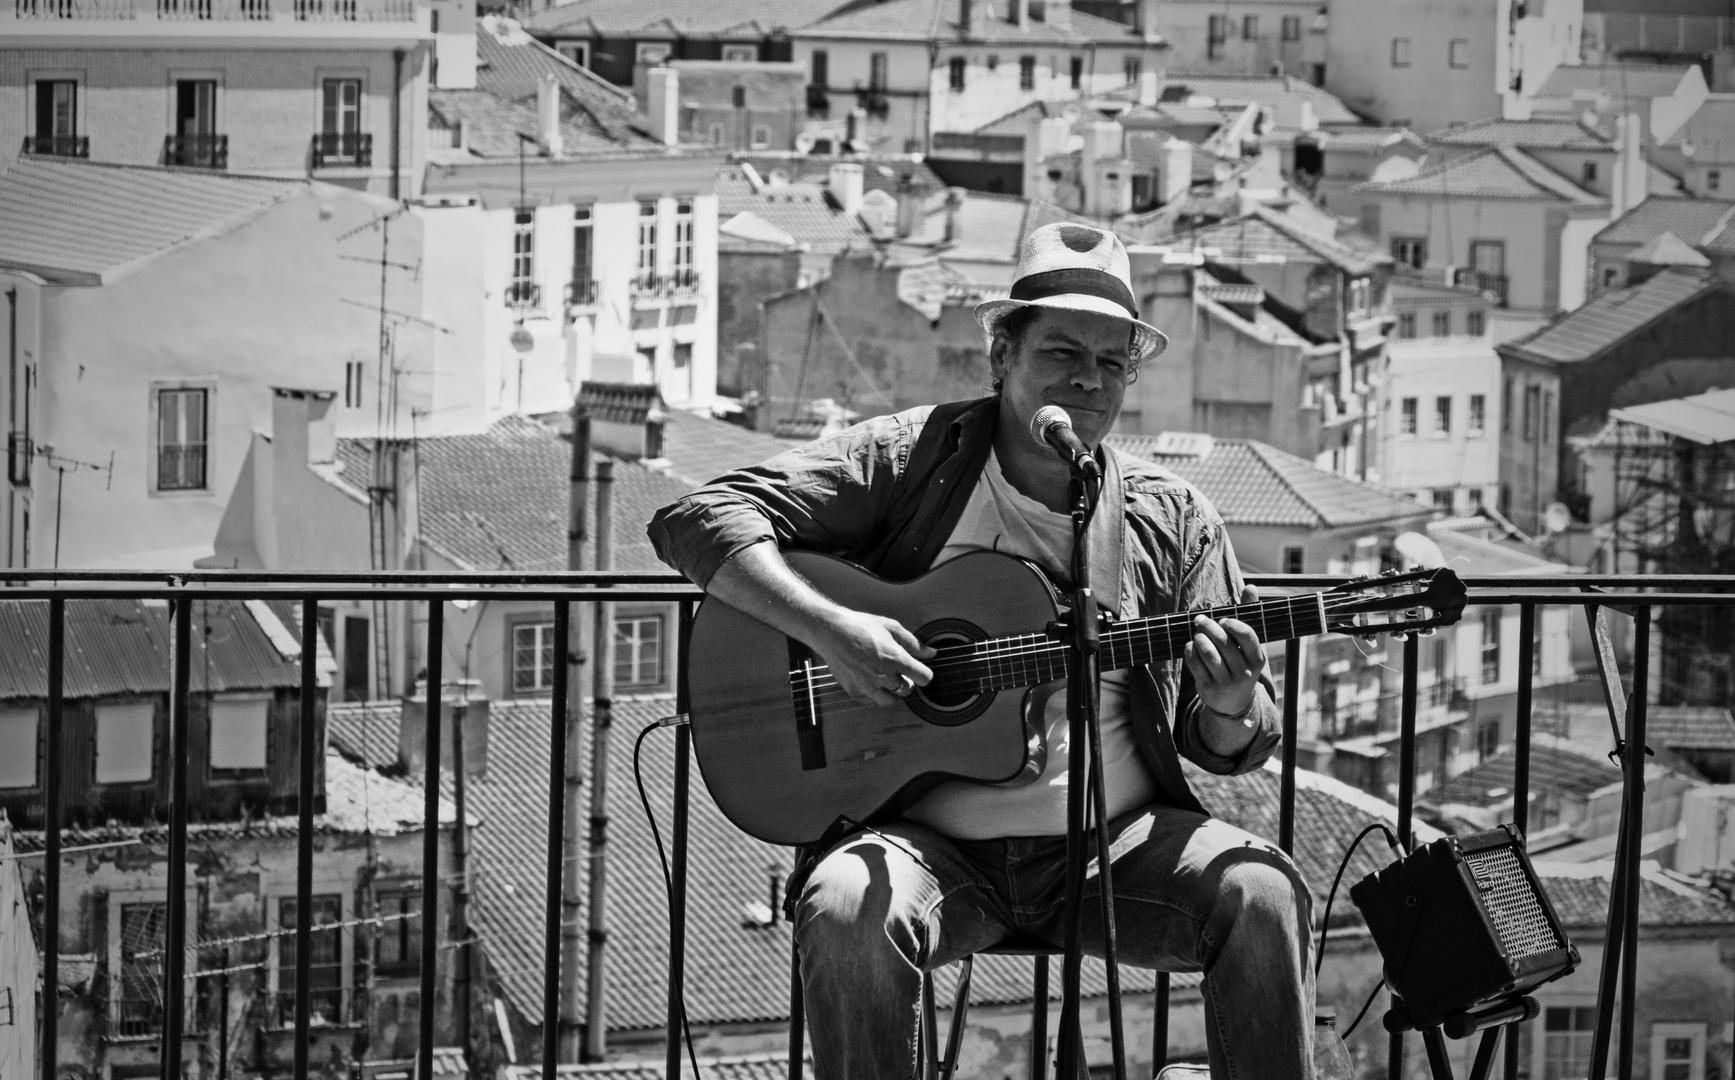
[1106,73,1361,126]
[1664,97,1735,160]
[1357,146,1605,205]
[1593,196,1735,248]
[1173,208,1388,275]
[1529,861,1735,928]
[716,168,872,254]
[1426,117,1614,150]
[799,0,1144,43]
[1533,63,1697,100]
[522,0,851,36]
[1645,706,1735,751]
[1501,268,1732,365]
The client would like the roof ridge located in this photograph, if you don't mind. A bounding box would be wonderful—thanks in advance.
[1243,441,1324,527]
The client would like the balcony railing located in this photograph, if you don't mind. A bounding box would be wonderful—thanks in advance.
[310,131,372,168]
[21,134,89,157]
[8,0,412,19]
[629,268,701,301]
[18,569,1735,1080]
[805,84,830,115]
[505,281,542,313]
[164,134,227,170]
[856,89,890,119]
[1392,262,1509,307]
[565,278,601,310]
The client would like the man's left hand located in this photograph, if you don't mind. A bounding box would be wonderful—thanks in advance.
[1185,584,1267,720]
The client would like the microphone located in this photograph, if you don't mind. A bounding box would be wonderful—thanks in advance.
[1030,406,1102,478]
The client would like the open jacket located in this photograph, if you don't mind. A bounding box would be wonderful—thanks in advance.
[647,396,1282,817]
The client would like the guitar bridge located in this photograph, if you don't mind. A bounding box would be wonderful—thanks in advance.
[789,641,827,771]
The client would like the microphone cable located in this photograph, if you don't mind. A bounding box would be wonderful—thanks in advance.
[634,720,705,1080]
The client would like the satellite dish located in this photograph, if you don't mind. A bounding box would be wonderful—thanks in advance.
[1394,531,1446,569]
[793,131,817,155]
[1544,502,1572,534]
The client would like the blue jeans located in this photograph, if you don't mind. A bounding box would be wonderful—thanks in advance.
[793,805,1314,1080]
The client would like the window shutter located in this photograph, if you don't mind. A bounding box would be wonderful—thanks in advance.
[0,706,38,788]
[210,695,269,771]
[96,701,155,784]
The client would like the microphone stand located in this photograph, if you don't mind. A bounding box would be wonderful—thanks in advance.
[1054,453,1129,1080]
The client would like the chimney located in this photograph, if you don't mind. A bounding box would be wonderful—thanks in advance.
[1013,0,1028,27]
[846,106,868,150]
[1045,0,1071,28]
[1134,0,1160,43]
[400,682,490,780]
[1612,112,1644,217]
[1025,113,1074,201]
[1080,121,1125,217]
[538,73,564,158]
[1273,93,1317,131]
[943,186,965,242]
[1138,68,1160,107]
[1160,135,1192,205]
[830,162,864,216]
[895,173,924,237]
[270,388,337,469]
[958,0,971,32]
[647,66,679,147]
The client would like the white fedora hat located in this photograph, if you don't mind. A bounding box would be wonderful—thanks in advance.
[975,222,1168,362]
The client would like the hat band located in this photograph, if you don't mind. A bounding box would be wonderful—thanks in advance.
[1009,267,1138,318]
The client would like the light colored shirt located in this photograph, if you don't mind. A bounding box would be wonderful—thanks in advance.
[903,450,1159,839]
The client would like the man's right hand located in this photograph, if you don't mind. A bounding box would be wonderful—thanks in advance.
[810,608,936,708]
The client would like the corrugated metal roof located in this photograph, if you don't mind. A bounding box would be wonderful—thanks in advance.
[1357,146,1605,205]
[0,599,302,699]
[1503,268,1730,365]
[1533,63,1697,100]
[1610,386,1735,445]
[0,157,301,284]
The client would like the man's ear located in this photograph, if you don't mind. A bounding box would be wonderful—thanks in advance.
[988,331,1011,377]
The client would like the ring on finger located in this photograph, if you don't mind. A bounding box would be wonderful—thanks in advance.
[892,673,915,697]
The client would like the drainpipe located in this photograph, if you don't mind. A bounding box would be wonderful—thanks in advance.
[5,287,16,567]
[453,695,472,1067]
[582,459,614,1061]
[392,48,404,199]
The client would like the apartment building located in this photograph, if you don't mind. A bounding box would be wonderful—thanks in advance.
[1089,0,1325,81]
[0,0,458,197]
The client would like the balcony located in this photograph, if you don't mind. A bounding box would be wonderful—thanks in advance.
[21,134,89,157]
[505,281,542,314]
[163,134,227,170]
[805,84,830,116]
[856,89,890,119]
[564,278,601,312]
[629,268,701,302]
[311,130,372,168]
[1393,262,1509,308]
[17,568,1730,1080]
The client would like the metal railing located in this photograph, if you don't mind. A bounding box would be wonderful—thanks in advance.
[164,134,227,170]
[21,134,89,156]
[19,569,1735,1080]
[311,131,372,168]
[629,269,701,301]
[7,0,410,18]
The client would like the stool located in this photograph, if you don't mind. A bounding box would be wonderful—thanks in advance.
[786,939,1172,1080]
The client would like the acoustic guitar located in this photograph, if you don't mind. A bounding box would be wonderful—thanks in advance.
[687,550,1467,846]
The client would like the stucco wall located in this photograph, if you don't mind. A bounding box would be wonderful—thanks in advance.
[1365,195,1556,316]
[718,249,803,399]
[1382,336,1503,505]
[1324,0,1502,133]
[1151,0,1322,76]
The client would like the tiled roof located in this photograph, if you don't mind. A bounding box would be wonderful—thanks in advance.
[1106,437,1433,529]
[1664,96,1735,157]
[716,167,872,254]
[329,695,1474,1030]
[1609,387,1735,445]
[1592,196,1735,248]
[1356,146,1606,205]
[656,409,792,486]
[730,153,944,195]
[1501,268,1732,365]
[579,381,663,425]
[1115,73,1360,126]
[522,0,851,37]
[1533,63,1696,100]
[429,88,655,159]
[1256,126,1421,151]
[973,99,1080,137]
[1645,705,1735,751]
[1426,117,1614,150]
[1422,735,1621,808]
[1180,208,1388,275]
[0,157,300,285]
[473,16,668,149]
[1429,528,1564,575]
[0,599,304,699]
[798,0,1145,43]
[1627,230,1712,267]
[1530,861,1735,928]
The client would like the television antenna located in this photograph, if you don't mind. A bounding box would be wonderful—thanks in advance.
[33,444,115,570]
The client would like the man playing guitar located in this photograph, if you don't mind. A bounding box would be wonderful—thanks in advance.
[649,223,1312,1080]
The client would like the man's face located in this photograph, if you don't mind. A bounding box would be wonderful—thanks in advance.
[991,306,1133,448]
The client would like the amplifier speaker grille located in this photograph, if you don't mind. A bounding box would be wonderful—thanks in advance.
[1464,845,1562,962]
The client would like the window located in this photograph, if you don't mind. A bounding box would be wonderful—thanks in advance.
[948,56,966,91]
[572,206,592,300]
[372,889,422,976]
[1208,15,1227,57]
[278,895,344,1025]
[556,42,589,68]
[986,54,999,72]
[1542,389,1554,444]
[1601,265,1620,289]
[1477,720,1499,760]
[869,52,888,92]
[1651,1023,1707,1080]
[511,621,557,696]
[731,85,747,109]
[1582,160,1598,184]
[1282,545,1305,575]
[1523,384,1539,441]
[750,124,771,149]
[1532,615,1544,677]
[116,901,168,1035]
[811,49,828,87]
[1124,56,1142,86]
[673,198,695,284]
[1020,55,1036,90]
[343,615,369,703]
[1502,376,1513,433]
[510,208,535,305]
[176,78,217,137]
[1401,397,1418,436]
[673,342,692,369]
[1448,38,1470,67]
[1069,56,1083,90]
[1467,487,1484,510]
[1281,14,1301,40]
[344,361,364,409]
[1541,1006,1596,1080]
[97,700,154,784]
[209,694,268,774]
[1397,312,1417,339]
[1391,236,1427,267]
[1434,395,1452,435]
[1467,309,1485,335]
[1709,169,1722,193]
[615,614,666,689]
[34,79,78,141]
[157,387,209,491]
[637,200,659,283]
[1432,311,1451,337]
[1391,38,1411,67]
[1433,488,1456,510]
[1480,610,1501,685]
[721,44,757,62]
[320,78,360,139]
[1242,14,1258,38]
[636,42,672,65]
[1468,394,1486,436]
[0,707,37,788]
[1469,239,1506,282]
[708,121,726,144]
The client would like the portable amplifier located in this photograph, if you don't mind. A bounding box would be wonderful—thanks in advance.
[1349,824,1579,1031]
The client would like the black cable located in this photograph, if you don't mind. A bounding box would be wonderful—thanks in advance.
[1342,978,1385,1040]
[1315,822,1402,979]
[634,722,704,1080]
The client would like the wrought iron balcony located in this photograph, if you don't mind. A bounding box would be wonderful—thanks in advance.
[856,90,890,119]
[630,268,701,301]
[505,281,542,313]
[565,278,601,310]
[163,134,227,170]
[805,84,830,115]
[311,130,372,168]
[21,134,88,157]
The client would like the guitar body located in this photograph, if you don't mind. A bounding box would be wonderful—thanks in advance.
[688,550,1060,847]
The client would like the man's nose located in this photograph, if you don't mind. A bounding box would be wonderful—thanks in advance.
[1069,355,1104,391]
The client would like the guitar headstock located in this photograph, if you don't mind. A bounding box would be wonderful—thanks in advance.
[1322,567,1467,637]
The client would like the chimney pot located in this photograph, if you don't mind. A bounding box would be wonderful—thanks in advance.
[830,162,865,216]
[647,66,680,147]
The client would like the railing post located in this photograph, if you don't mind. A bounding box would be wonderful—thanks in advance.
[417,601,444,1080]
[664,601,695,1080]
[42,599,63,1080]
[293,598,319,1078]
[1616,607,1649,1080]
[1151,971,1169,1078]
[1387,633,1420,1080]
[543,598,571,1077]
[1279,637,1300,855]
[1504,604,1536,1080]
[1587,604,1631,1080]
[161,594,192,1080]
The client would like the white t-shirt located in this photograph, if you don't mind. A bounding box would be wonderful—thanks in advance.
[903,450,1158,839]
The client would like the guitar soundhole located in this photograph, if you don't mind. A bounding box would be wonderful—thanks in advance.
[908,619,994,727]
